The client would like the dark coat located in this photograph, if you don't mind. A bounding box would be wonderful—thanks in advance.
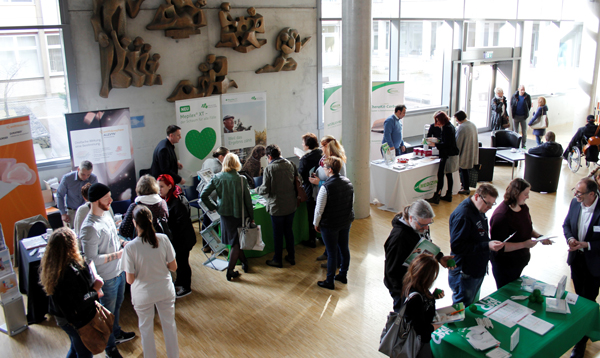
[563,197,600,277]
[49,262,98,328]
[151,139,181,184]
[491,96,508,131]
[510,91,532,119]
[298,148,323,198]
[166,194,197,251]
[435,123,459,159]
[528,141,563,157]
[564,122,600,162]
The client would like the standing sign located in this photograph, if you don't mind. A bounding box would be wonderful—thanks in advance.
[0,116,46,254]
[176,96,222,176]
[370,81,405,160]
[221,91,267,162]
[65,108,136,202]
[323,85,342,141]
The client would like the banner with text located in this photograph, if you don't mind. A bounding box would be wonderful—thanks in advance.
[66,108,136,201]
[0,116,46,253]
[323,85,342,141]
[176,96,222,177]
[221,91,267,163]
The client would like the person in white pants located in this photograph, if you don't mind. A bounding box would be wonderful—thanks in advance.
[123,205,179,358]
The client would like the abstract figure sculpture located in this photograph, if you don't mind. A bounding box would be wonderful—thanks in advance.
[146,0,208,39]
[216,3,266,53]
[167,55,238,102]
[256,28,311,74]
[91,0,162,98]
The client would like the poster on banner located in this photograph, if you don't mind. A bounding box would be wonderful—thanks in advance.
[65,108,136,202]
[370,82,405,160]
[221,91,267,163]
[323,85,342,140]
[0,116,46,254]
[175,96,221,177]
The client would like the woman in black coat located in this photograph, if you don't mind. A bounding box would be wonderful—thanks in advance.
[426,111,459,204]
[40,227,104,358]
[491,87,509,131]
[158,174,197,298]
[298,132,323,248]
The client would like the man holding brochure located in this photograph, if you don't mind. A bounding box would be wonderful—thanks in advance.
[383,199,454,312]
[563,177,600,358]
[448,184,504,307]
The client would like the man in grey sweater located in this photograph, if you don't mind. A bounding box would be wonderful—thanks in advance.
[80,183,135,358]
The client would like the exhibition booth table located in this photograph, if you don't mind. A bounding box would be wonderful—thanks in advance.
[430,277,600,357]
[18,237,48,324]
[369,154,460,212]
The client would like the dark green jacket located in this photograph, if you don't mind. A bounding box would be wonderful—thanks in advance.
[256,158,298,216]
[200,171,253,220]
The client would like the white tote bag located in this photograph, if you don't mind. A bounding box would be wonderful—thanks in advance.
[237,176,264,251]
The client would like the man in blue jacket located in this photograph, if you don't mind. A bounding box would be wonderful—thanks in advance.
[448,184,504,306]
[381,105,407,157]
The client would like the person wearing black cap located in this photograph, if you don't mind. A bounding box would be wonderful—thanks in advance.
[223,115,235,133]
[151,125,185,185]
[80,183,136,358]
[563,115,599,164]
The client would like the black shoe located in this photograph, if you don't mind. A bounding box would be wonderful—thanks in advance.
[458,189,470,195]
[334,275,347,284]
[176,287,192,298]
[241,260,249,273]
[284,255,296,265]
[226,270,241,281]
[316,253,328,261]
[114,331,135,344]
[441,193,452,202]
[265,259,283,268]
[317,280,335,290]
[105,347,123,358]
[300,240,317,248]
[425,193,440,205]
[571,338,588,358]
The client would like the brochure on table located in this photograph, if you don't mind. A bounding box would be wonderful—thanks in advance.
[0,116,46,254]
[65,108,136,203]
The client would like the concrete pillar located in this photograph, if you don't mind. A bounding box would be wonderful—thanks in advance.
[342,0,371,219]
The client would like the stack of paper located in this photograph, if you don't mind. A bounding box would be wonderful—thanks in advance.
[21,236,47,250]
[433,302,465,324]
[462,326,500,351]
[516,314,554,335]
[484,300,534,328]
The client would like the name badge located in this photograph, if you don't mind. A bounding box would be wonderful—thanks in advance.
[594,226,600,232]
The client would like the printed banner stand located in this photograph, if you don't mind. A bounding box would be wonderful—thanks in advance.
[0,224,27,336]
[221,91,267,163]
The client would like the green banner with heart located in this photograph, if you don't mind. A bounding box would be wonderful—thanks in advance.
[185,128,216,160]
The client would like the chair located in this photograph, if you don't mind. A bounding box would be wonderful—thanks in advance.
[111,199,131,215]
[524,153,563,193]
[478,147,497,182]
[27,222,47,238]
[13,215,50,267]
[491,130,522,149]
[139,168,151,178]
[182,179,201,226]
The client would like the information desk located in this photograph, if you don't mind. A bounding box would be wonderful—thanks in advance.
[17,238,47,324]
[370,154,460,212]
[431,277,600,357]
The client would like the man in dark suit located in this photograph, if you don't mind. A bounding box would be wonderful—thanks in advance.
[563,177,600,358]
[151,125,185,184]
[528,131,563,157]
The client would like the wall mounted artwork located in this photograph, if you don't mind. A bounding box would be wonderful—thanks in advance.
[256,28,311,74]
[91,0,162,98]
[167,54,238,102]
[215,3,266,53]
[146,0,208,39]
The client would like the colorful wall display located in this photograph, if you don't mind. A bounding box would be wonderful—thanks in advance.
[176,96,222,176]
[65,108,136,202]
[0,116,46,253]
[221,91,267,163]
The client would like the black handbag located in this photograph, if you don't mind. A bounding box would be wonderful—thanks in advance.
[469,165,480,188]
[379,292,423,358]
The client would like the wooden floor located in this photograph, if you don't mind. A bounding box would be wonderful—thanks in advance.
[2,123,600,357]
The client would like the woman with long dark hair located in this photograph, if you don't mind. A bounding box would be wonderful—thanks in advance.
[426,111,459,204]
[401,254,444,358]
[158,174,197,298]
[40,227,104,358]
[123,205,178,358]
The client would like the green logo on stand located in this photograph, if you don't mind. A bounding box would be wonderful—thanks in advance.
[201,103,208,108]
[330,102,341,112]
[414,176,438,193]
[251,96,257,100]
[387,88,399,94]
[180,105,190,113]
[185,128,217,160]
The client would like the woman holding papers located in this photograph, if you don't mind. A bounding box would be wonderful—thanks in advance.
[40,227,103,358]
[490,178,551,288]
[425,111,459,204]
[402,254,445,358]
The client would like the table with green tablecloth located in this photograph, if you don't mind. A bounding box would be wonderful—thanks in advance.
[431,276,600,357]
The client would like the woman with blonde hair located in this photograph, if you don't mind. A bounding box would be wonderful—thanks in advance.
[200,153,254,281]
[119,174,169,239]
[123,205,178,358]
[528,96,548,146]
[40,227,104,358]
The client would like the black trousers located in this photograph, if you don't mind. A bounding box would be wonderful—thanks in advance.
[571,251,600,301]
[306,198,317,241]
[459,168,470,191]
[174,246,192,290]
[435,158,453,194]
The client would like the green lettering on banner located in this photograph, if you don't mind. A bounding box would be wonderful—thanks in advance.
[180,105,190,113]
[414,176,438,193]
[330,102,341,112]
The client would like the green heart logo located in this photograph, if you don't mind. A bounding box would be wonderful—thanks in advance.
[185,128,216,160]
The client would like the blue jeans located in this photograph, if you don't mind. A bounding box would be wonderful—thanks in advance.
[60,323,93,358]
[448,269,484,306]
[320,224,351,283]
[100,271,125,352]
[535,135,543,146]
[271,212,296,263]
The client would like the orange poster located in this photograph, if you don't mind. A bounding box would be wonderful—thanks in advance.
[0,116,46,254]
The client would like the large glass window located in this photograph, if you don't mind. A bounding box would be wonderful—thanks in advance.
[466,21,515,48]
[322,20,342,86]
[399,21,449,109]
[372,20,390,81]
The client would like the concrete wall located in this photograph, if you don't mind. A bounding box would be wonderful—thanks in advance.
[63,0,317,176]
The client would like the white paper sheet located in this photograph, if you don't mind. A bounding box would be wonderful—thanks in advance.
[465,326,500,351]
[517,314,554,335]
[484,300,535,328]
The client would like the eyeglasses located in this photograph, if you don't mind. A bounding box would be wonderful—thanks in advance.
[480,196,496,207]
[413,217,433,228]
[572,188,591,198]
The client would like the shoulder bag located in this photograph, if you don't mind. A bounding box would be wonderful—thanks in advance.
[379,292,423,358]
[77,301,115,355]
[237,176,264,251]
[530,108,549,129]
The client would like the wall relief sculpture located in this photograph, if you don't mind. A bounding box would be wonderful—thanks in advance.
[91,0,162,98]
[215,3,266,53]
[167,54,237,102]
[146,0,208,39]
[256,28,311,74]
